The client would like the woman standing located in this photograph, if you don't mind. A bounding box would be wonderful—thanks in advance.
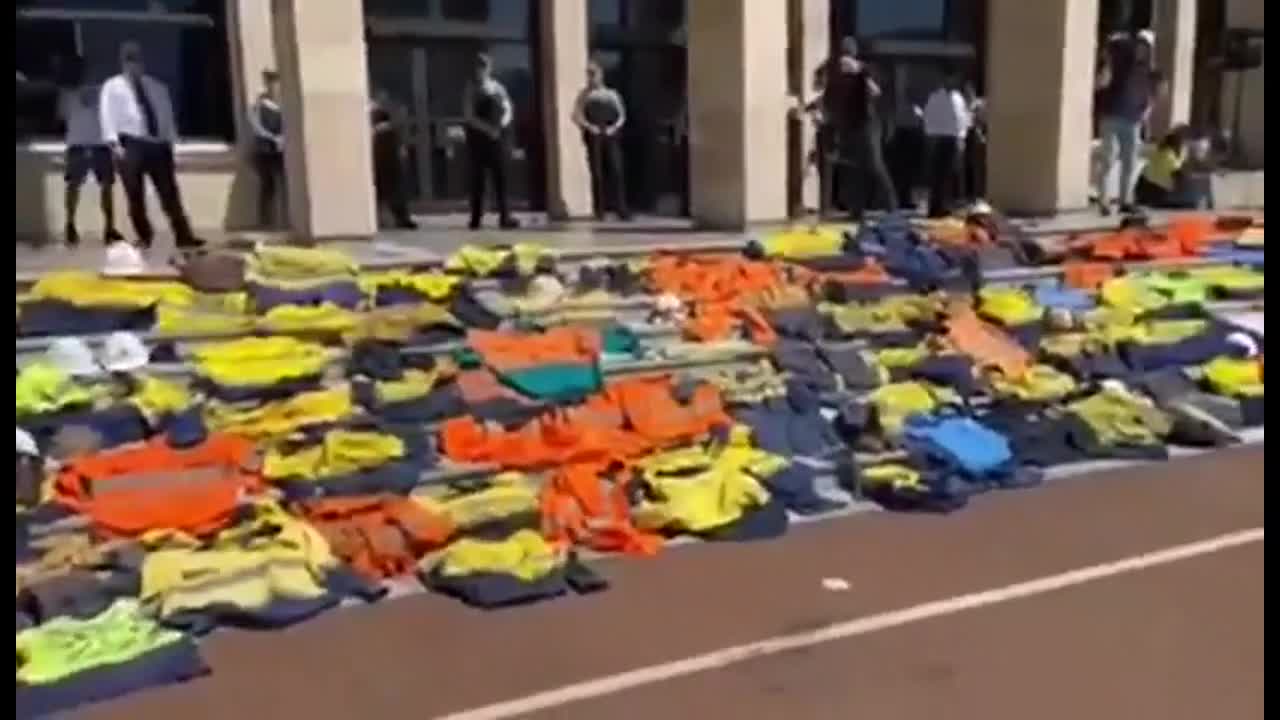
[572,61,630,221]
[249,69,284,228]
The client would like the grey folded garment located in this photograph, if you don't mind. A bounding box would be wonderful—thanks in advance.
[817,343,881,391]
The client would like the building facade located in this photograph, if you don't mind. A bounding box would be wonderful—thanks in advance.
[14,0,1265,240]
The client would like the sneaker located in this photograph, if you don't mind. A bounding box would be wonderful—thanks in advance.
[499,216,520,230]
[64,225,80,247]
[103,228,124,243]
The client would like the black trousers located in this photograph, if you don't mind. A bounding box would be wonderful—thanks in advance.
[888,126,926,211]
[466,128,511,224]
[373,142,411,224]
[117,136,195,244]
[840,125,898,221]
[583,132,629,218]
[963,130,986,202]
[254,151,283,228]
[927,136,963,218]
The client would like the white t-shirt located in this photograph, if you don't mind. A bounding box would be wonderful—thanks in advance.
[923,88,971,139]
[60,85,106,147]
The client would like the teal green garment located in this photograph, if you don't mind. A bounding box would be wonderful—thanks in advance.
[601,325,642,357]
[498,363,603,403]
[452,347,484,369]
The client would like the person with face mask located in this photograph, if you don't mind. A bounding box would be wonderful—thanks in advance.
[1093,30,1167,215]
[99,42,203,249]
[572,61,630,221]
[462,53,519,230]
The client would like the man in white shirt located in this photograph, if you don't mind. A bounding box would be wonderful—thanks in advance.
[922,71,972,218]
[59,55,122,246]
[462,53,519,230]
[99,41,202,249]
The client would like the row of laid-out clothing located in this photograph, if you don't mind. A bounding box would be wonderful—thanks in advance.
[14,215,1263,716]
[15,210,1259,343]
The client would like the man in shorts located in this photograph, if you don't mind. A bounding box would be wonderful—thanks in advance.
[59,55,122,246]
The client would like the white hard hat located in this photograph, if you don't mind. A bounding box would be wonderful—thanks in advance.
[16,427,39,457]
[100,331,150,372]
[967,199,995,217]
[46,337,100,378]
[1226,331,1260,358]
[102,241,147,277]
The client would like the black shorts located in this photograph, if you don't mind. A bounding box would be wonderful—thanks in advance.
[64,145,115,186]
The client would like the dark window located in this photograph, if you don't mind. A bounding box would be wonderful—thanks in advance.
[856,0,947,38]
[15,2,233,141]
[363,0,431,17]
[589,0,625,29]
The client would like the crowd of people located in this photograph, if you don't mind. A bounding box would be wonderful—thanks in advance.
[42,30,1215,249]
[792,39,989,222]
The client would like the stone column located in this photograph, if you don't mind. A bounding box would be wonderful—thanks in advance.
[687,0,789,229]
[1150,0,1197,138]
[538,0,592,220]
[271,0,377,240]
[986,0,1099,215]
[225,0,276,230]
[789,0,828,215]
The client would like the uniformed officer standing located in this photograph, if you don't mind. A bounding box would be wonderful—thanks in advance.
[462,53,519,230]
[572,61,630,221]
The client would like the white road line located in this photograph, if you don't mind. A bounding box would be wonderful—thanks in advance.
[436,527,1265,720]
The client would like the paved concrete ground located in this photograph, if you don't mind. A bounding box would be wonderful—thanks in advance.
[82,445,1264,720]
[17,207,1248,276]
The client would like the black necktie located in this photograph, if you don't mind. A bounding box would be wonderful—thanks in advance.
[130,76,159,137]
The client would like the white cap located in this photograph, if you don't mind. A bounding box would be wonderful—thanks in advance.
[100,331,150,372]
[102,241,146,277]
[46,337,100,377]
[1226,331,1260,358]
[967,199,994,217]
[16,427,38,457]
[1136,29,1156,48]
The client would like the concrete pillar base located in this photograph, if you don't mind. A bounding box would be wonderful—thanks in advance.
[688,0,789,230]
[272,0,378,241]
[986,0,1099,215]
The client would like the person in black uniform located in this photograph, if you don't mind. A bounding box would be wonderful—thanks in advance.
[370,91,417,230]
[826,44,898,221]
[572,61,630,221]
[249,69,284,228]
[463,53,519,230]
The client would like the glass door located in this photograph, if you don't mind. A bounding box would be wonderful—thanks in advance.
[367,39,539,212]
[366,40,428,209]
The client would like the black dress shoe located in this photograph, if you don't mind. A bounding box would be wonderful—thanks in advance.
[64,225,80,247]
[175,236,205,249]
[103,228,125,243]
[499,216,520,230]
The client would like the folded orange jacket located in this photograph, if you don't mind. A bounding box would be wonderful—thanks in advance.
[467,326,602,373]
[439,376,731,469]
[540,460,663,557]
[53,433,261,537]
[294,495,455,580]
[649,253,790,343]
[945,303,1032,377]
